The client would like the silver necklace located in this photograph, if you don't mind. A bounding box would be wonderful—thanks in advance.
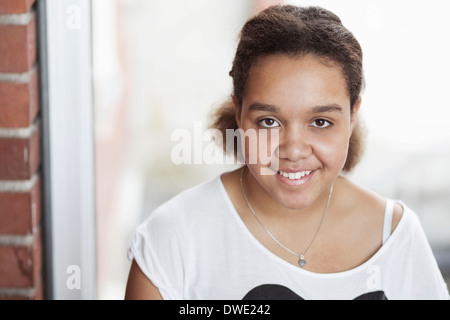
[240,167,333,268]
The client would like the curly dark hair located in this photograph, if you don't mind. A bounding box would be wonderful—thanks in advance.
[211,5,366,172]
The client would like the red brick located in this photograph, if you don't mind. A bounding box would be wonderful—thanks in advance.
[0,176,41,235]
[0,0,42,302]
[0,281,42,300]
[0,231,42,288]
[0,0,35,14]
[0,15,36,73]
[0,125,40,180]
[0,68,39,128]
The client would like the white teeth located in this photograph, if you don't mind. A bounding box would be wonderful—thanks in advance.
[279,170,312,180]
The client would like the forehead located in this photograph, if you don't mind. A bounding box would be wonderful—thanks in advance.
[243,54,350,112]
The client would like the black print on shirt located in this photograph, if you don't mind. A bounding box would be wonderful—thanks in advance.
[242,284,388,300]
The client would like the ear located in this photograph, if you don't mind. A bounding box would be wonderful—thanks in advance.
[350,97,362,131]
[232,96,242,128]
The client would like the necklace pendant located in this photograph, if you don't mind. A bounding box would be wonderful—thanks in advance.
[298,255,307,268]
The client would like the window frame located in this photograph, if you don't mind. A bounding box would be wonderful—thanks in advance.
[37,0,96,300]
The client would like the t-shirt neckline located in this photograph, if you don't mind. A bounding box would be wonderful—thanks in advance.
[215,174,408,279]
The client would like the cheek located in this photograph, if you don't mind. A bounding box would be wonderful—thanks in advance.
[242,129,279,166]
[313,134,350,170]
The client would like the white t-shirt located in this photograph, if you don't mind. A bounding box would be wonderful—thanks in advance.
[128,175,450,300]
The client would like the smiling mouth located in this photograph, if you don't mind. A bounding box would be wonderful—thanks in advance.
[277,170,313,181]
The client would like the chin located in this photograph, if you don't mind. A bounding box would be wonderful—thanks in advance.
[274,193,315,211]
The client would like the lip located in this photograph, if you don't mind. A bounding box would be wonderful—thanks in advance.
[276,169,315,186]
[277,169,314,173]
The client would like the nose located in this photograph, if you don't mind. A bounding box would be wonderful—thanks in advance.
[277,126,313,162]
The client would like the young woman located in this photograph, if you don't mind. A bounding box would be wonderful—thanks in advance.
[125,5,449,300]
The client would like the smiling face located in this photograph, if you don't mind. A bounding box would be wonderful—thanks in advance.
[236,54,360,211]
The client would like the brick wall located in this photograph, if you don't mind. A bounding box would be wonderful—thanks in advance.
[0,0,43,300]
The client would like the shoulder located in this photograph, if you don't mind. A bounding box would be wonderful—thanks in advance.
[337,175,436,241]
[139,175,225,233]
[336,176,403,228]
[391,202,404,234]
[394,203,429,241]
[129,175,227,270]
[379,204,449,299]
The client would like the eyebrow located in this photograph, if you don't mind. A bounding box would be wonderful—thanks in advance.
[310,104,343,114]
[247,102,343,114]
[247,103,279,113]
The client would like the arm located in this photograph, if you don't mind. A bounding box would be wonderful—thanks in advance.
[124,260,163,300]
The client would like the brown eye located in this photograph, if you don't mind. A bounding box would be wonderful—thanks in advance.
[258,118,280,128]
[316,120,326,126]
[311,119,332,128]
